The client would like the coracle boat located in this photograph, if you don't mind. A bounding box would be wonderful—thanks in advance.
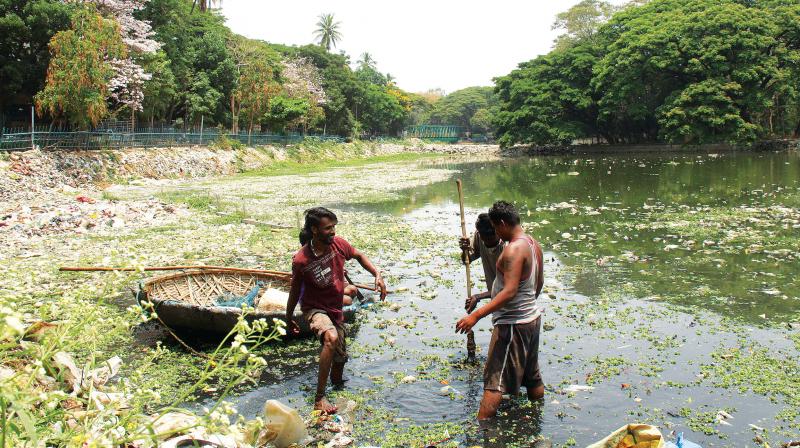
[135,268,360,336]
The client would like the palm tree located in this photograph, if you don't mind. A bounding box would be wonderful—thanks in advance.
[359,52,376,69]
[191,0,220,13]
[314,13,342,51]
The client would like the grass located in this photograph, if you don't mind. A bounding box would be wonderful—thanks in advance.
[241,151,440,177]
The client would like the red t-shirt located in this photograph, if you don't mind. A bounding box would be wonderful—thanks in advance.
[291,236,355,323]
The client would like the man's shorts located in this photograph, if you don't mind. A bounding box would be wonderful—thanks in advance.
[483,316,543,394]
[304,309,347,363]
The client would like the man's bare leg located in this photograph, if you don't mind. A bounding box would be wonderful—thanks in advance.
[477,390,504,420]
[527,383,545,401]
[314,329,338,413]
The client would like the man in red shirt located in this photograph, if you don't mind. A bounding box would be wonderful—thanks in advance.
[286,207,386,413]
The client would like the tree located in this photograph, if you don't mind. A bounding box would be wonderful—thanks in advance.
[314,13,341,51]
[593,0,785,144]
[358,52,375,70]
[427,86,497,133]
[493,0,800,146]
[551,0,616,50]
[493,42,600,147]
[191,0,219,13]
[0,0,72,115]
[263,95,310,132]
[140,0,236,125]
[236,59,280,135]
[139,51,176,125]
[35,6,126,128]
[469,108,494,134]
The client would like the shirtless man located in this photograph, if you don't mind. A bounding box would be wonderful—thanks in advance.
[286,207,386,413]
[456,201,545,420]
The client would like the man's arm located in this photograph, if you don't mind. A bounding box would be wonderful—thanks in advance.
[285,267,303,335]
[456,243,524,333]
[459,233,481,264]
[351,248,387,300]
[534,241,544,297]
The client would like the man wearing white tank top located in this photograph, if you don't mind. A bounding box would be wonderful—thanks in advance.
[456,200,545,420]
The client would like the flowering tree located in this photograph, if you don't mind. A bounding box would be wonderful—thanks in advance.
[275,57,327,132]
[281,57,326,107]
[35,7,126,128]
[89,0,161,117]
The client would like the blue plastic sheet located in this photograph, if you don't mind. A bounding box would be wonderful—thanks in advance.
[215,282,264,308]
[665,433,703,448]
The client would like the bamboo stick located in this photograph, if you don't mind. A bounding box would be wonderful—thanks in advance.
[59,265,291,277]
[456,179,477,359]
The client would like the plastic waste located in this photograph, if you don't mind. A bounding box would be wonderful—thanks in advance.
[587,423,665,448]
[262,399,308,448]
[563,384,594,393]
[215,282,264,308]
[664,433,703,448]
[438,385,461,396]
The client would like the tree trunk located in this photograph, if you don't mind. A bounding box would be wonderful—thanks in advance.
[230,94,237,134]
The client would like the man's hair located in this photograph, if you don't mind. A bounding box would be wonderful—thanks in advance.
[488,200,520,226]
[303,207,337,236]
[475,213,496,237]
[298,228,312,246]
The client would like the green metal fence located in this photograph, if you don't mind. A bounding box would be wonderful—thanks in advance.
[405,125,463,143]
[0,127,343,152]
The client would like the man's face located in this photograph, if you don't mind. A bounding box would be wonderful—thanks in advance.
[491,220,513,241]
[479,231,501,248]
[312,217,337,245]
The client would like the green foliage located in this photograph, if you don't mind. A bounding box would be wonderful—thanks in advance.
[494,41,599,147]
[34,5,126,128]
[551,0,616,50]
[359,83,407,135]
[139,51,177,124]
[494,0,800,147]
[263,95,310,132]
[236,59,279,133]
[0,0,72,110]
[139,0,236,126]
[426,86,497,133]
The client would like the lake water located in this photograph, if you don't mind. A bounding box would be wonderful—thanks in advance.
[232,150,800,447]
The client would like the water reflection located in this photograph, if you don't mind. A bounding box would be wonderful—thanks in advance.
[349,151,800,323]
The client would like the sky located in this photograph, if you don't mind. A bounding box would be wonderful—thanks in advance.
[221,0,615,94]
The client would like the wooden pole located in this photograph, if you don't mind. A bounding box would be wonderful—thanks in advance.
[60,265,291,277]
[59,265,390,294]
[456,179,477,359]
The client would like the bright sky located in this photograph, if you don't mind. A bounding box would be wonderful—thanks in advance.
[221,0,621,94]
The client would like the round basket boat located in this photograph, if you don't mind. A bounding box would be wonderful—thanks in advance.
[136,268,359,337]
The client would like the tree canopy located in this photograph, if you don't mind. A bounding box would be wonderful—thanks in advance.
[494,0,800,147]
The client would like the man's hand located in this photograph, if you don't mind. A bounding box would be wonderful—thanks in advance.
[465,295,479,313]
[375,275,387,301]
[285,316,301,336]
[456,313,479,334]
[459,237,471,251]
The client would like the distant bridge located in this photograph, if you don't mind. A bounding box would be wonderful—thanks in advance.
[405,125,463,143]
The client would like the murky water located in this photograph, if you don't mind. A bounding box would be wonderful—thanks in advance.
[233,150,800,447]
